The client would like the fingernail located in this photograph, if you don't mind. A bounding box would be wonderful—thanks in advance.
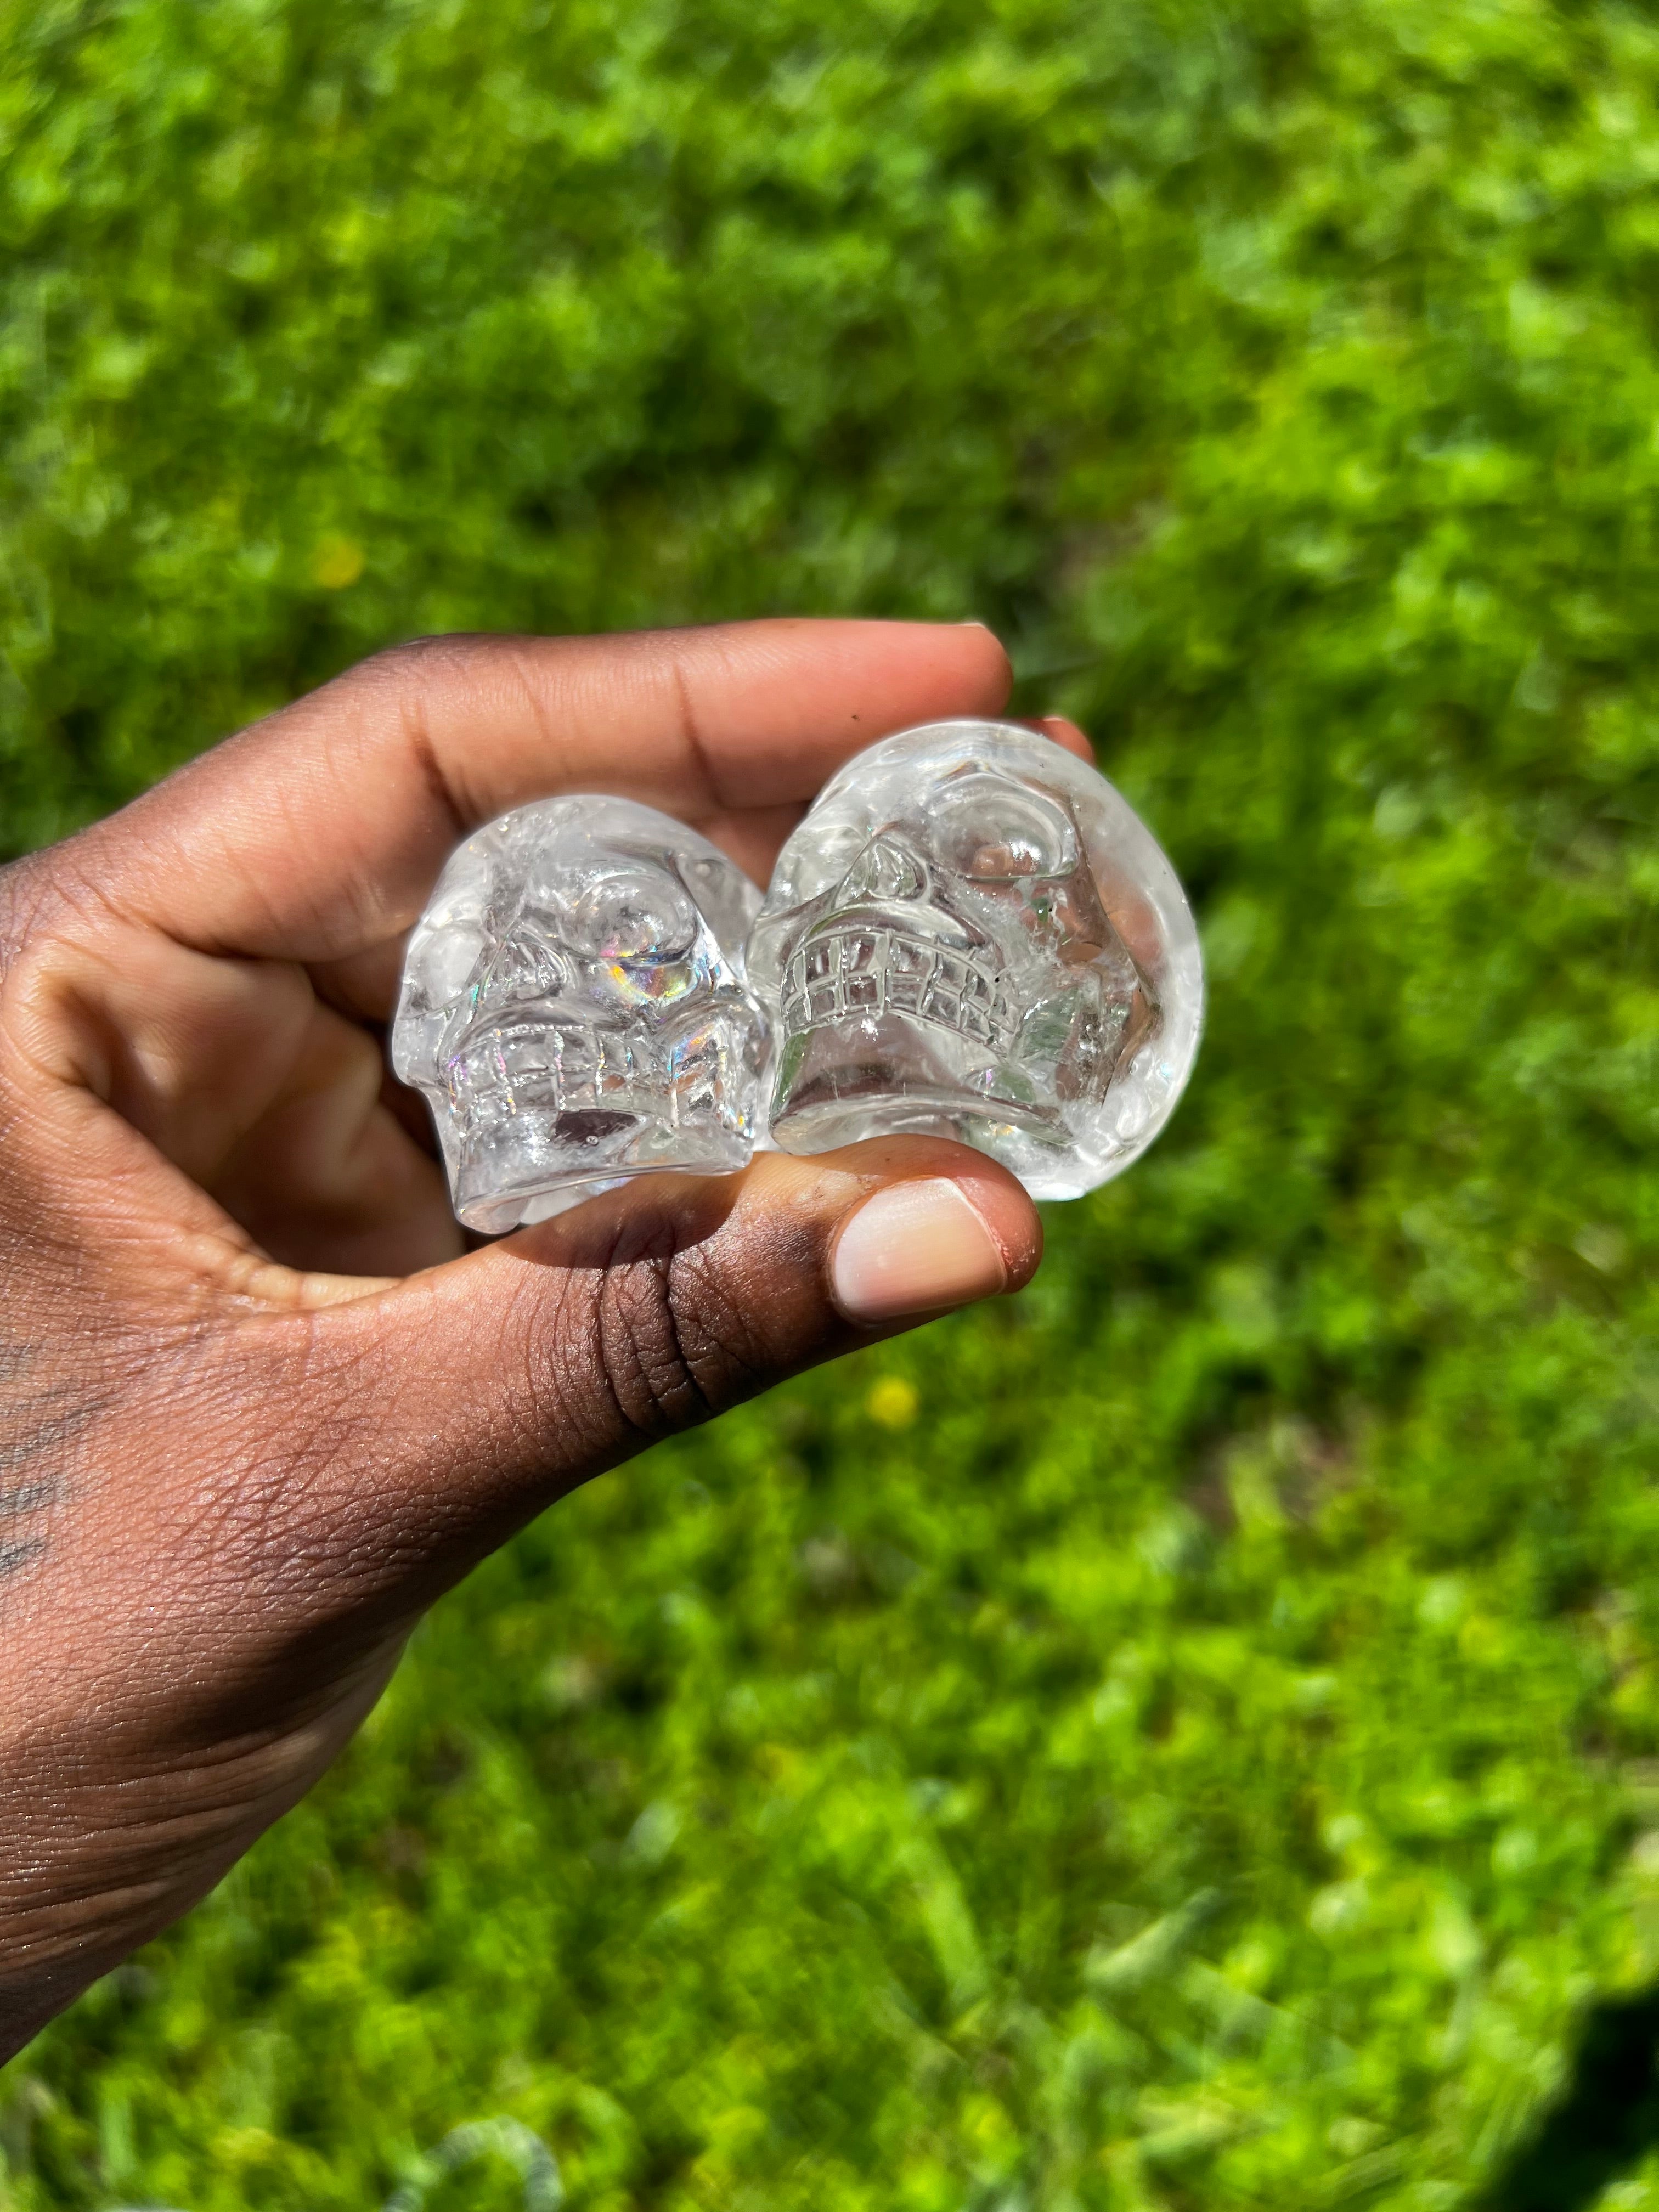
[831,1179,1008,1323]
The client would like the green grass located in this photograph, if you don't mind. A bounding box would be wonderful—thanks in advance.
[6,0,1659,2203]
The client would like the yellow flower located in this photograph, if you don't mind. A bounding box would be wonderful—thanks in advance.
[311,533,365,589]
[865,1375,918,1430]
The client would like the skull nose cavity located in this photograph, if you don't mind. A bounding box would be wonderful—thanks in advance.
[838,835,927,905]
[926,774,1078,881]
[475,934,572,1008]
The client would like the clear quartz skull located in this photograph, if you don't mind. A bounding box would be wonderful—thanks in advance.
[392,795,768,1232]
[746,720,1203,1198]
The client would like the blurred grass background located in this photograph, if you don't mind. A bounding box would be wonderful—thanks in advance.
[5,0,1659,2204]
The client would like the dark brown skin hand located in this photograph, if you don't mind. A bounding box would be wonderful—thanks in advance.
[0,622,1091,2062]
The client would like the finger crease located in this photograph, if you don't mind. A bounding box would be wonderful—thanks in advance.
[670,654,722,812]
[403,696,467,843]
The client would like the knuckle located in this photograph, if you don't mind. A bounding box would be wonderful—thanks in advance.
[353,633,486,694]
[0,853,64,984]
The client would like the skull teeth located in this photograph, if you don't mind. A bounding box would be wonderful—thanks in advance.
[445,1020,650,1115]
[781,926,1015,1053]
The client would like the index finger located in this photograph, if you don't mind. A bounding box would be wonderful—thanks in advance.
[76,620,1014,963]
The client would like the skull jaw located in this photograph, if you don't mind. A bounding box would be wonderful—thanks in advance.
[437,1005,763,1233]
[449,1105,754,1234]
[768,1008,1076,1186]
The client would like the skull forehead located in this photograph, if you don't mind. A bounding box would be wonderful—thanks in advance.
[430,795,734,928]
[768,727,1091,909]
[509,800,702,905]
[800,750,1071,848]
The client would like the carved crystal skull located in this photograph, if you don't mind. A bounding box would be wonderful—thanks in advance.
[392,795,768,1232]
[746,720,1203,1198]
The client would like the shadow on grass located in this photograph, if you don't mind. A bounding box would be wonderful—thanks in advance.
[1483,1990,1659,2210]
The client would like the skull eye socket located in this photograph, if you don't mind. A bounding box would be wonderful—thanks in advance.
[927,775,1078,882]
[411,922,488,1008]
[570,867,699,964]
[479,930,572,1002]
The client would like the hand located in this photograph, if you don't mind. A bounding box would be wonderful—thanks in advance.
[0,621,1071,2058]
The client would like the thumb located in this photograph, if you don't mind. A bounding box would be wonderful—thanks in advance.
[291,1139,1041,1617]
